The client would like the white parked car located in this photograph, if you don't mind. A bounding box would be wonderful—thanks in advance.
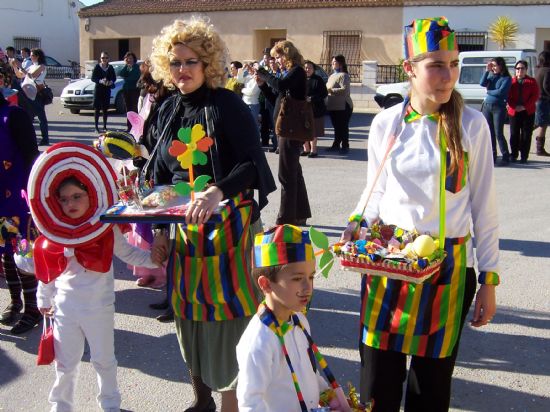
[374,49,538,110]
[60,60,140,114]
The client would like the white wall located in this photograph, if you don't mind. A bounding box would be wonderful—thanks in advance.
[0,0,81,63]
[404,6,550,52]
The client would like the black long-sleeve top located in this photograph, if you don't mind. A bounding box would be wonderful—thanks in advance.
[258,65,307,123]
[3,99,39,169]
[152,84,276,222]
[306,73,328,118]
[91,64,116,91]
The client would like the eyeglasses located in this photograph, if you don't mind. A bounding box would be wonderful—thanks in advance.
[58,192,88,205]
[515,66,526,70]
[169,59,201,70]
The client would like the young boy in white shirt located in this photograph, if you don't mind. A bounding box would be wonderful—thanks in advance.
[236,224,338,412]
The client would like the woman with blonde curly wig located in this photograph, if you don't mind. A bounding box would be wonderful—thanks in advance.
[148,17,276,412]
[253,40,311,226]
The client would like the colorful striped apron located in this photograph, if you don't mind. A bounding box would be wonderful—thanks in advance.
[167,195,259,321]
[360,148,471,359]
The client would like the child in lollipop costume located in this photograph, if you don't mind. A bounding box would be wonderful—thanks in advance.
[29,143,164,412]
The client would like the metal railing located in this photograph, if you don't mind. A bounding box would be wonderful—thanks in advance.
[376,65,406,84]
[45,61,81,80]
[318,63,362,83]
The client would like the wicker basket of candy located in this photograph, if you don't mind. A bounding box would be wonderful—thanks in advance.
[333,223,446,284]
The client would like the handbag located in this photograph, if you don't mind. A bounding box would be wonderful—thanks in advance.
[275,93,314,142]
[37,85,53,105]
[21,75,37,101]
[36,315,55,366]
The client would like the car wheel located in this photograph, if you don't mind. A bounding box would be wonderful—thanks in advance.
[115,92,126,114]
[384,95,404,109]
[70,108,80,114]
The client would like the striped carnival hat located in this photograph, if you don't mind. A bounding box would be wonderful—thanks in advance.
[27,142,118,247]
[404,17,457,60]
[254,225,315,268]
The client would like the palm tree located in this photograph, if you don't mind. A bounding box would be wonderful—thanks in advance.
[488,16,519,50]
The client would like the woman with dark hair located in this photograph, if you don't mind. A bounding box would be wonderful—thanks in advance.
[119,51,140,131]
[254,40,311,226]
[91,51,116,133]
[534,50,550,156]
[326,54,353,153]
[225,61,244,96]
[507,60,539,163]
[480,56,512,165]
[15,47,49,145]
[302,60,328,158]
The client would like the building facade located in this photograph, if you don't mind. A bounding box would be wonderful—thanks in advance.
[1,0,82,65]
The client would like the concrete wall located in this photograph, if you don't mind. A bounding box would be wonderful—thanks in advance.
[79,7,404,66]
[1,0,81,64]
[404,6,550,52]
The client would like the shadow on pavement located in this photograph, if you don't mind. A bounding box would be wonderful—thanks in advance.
[499,238,550,258]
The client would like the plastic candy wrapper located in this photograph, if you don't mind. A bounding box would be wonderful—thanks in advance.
[333,223,446,284]
[319,382,373,412]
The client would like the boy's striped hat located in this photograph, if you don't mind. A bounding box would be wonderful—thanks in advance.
[404,17,457,60]
[254,224,314,268]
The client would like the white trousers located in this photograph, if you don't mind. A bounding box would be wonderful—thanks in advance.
[49,304,121,412]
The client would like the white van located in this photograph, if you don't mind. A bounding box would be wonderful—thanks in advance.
[458,49,538,106]
[374,49,539,109]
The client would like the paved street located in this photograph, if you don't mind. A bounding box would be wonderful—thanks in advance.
[1,99,549,411]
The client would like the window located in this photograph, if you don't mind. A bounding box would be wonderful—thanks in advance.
[456,31,487,52]
[321,31,362,82]
[13,36,41,52]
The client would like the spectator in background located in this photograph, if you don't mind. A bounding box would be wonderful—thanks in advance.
[137,59,153,111]
[534,50,550,156]
[14,48,49,145]
[238,62,262,132]
[302,60,327,158]
[225,61,244,96]
[21,48,32,70]
[480,57,512,165]
[507,60,539,163]
[255,40,311,226]
[259,47,271,68]
[326,54,353,154]
[119,51,140,131]
[91,51,116,133]
[262,56,281,152]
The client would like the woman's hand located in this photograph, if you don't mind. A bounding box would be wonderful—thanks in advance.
[185,186,224,225]
[471,284,496,327]
[341,221,359,242]
[39,307,54,317]
[486,62,493,71]
[152,231,169,261]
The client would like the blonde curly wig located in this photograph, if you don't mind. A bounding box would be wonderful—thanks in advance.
[150,17,228,90]
[271,40,304,70]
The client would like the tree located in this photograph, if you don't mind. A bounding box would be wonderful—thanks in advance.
[488,16,519,50]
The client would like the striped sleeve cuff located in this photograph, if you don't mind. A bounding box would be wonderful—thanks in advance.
[478,271,500,286]
[348,214,368,227]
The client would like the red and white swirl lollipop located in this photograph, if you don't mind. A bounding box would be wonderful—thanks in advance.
[27,142,118,247]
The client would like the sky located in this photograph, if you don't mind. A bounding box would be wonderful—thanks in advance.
[81,0,103,6]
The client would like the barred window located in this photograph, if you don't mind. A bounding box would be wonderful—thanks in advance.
[320,30,362,82]
[13,36,41,52]
[456,31,487,52]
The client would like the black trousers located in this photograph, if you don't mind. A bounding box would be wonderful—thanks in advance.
[359,268,477,412]
[276,137,311,224]
[509,111,535,160]
[328,103,353,148]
